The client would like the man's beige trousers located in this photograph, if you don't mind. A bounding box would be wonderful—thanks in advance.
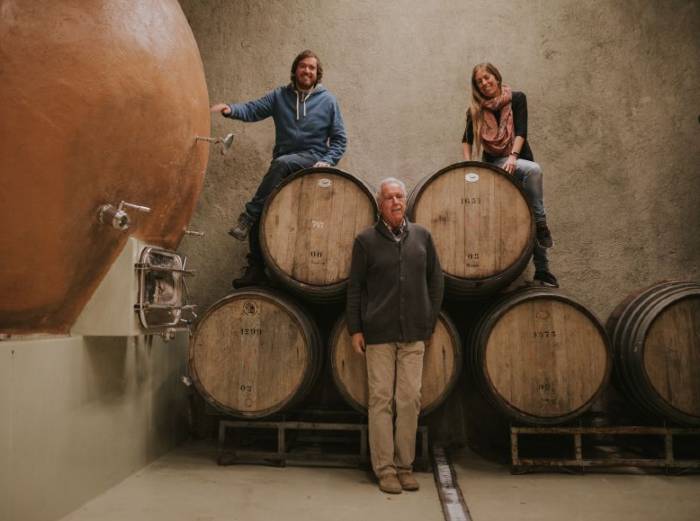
[366,341,425,478]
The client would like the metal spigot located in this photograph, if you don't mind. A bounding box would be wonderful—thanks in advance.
[98,200,152,231]
[195,133,234,155]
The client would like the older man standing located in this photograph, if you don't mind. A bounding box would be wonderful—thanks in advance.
[346,178,444,494]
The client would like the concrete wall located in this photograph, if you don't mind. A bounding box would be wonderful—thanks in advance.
[0,333,189,521]
[178,0,699,320]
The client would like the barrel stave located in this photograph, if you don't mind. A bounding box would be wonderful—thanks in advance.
[408,161,534,299]
[608,281,700,425]
[469,288,612,425]
[260,168,377,303]
[329,312,463,416]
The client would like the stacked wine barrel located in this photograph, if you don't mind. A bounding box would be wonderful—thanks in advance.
[189,167,383,418]
[408,161,534,298]
[188,166,462,421]
[329,312,462,416]
[467,288,611,425]
[408,162,614,427]
[189,289,323,418]
[607,281,700,426]
[189,162,698,434]
[260,167,377,302]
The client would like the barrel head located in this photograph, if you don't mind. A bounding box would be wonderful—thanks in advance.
[483,294,610,422]
[261,169,376,296]
[410,163,533,280]
[330,314,462,415]
[190,291,318,418]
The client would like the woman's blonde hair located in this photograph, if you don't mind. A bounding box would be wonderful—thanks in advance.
[468,62,502,158]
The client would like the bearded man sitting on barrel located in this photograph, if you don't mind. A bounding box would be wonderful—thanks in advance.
[211,49,347,288]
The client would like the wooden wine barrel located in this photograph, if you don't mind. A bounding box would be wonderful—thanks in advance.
[607,281,700,426]
[407,161,534,298]
[329,312,462,416]
[189,289,322,418]
[468,288,612,425]
[260,167,377,303]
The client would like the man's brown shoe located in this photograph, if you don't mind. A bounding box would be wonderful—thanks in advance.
[378,474,402,494]
[398,472,420,491]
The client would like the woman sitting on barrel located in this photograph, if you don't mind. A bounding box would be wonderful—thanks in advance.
[462,62,558,287]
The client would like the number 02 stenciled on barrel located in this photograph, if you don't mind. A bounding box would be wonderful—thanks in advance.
[189,289,322,418]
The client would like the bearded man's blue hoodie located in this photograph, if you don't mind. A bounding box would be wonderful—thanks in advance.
[226,84,347,166]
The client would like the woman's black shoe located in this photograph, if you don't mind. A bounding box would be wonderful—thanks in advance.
[534,270,559,288]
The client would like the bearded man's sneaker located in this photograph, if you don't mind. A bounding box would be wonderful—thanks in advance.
[229,212,255,241]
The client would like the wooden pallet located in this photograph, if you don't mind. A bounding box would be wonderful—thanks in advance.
[511,425,700,473]
[218,418,430,470]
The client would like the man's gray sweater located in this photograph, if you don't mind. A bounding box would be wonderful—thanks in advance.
[346,221,444,344]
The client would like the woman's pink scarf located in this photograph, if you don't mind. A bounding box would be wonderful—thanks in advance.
[480,85,514,157]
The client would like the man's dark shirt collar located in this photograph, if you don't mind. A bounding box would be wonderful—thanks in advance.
[379,218,407,241]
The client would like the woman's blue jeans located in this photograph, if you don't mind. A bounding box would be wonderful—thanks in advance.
[489,156,549,272]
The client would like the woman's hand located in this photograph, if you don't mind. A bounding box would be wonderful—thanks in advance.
[462,143,471,161]
[503,154,517,174]
[210,103,231,116]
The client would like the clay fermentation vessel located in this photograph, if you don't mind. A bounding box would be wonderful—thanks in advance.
[0,0,209,333]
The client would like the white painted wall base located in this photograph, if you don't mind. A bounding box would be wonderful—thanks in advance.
[71,238,144,337]
[0,333,190,521]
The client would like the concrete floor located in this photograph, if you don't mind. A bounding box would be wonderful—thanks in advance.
[452,449,700,521]
[59,441,700,521]
[58,441,443,521]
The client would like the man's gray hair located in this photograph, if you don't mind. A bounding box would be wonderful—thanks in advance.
[376,177,407,204]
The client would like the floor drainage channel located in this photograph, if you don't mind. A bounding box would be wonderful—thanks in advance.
[432,445,473,521]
